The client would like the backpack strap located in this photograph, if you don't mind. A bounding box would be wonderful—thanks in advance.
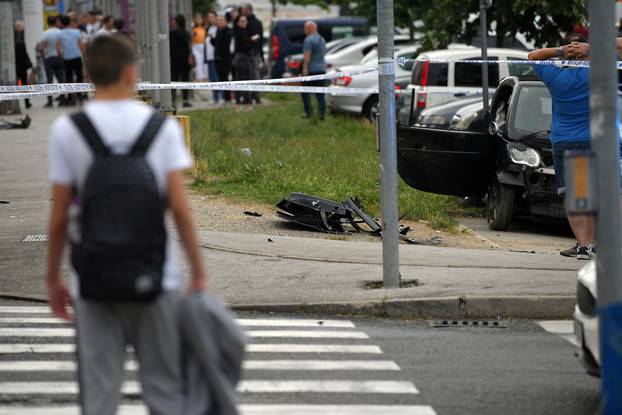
[130,112,167,156]
[70,111,111,157]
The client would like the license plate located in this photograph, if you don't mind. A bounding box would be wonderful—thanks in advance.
[574,320,584,347]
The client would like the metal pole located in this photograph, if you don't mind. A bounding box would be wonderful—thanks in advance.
[590,1,622,412]
[479,0,490,121]
[157,0,173,111]
[0,0,20,115]
[377,0,400,288]
[149,0,160,106]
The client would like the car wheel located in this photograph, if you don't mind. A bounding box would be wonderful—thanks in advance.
[363,95,379,123]
[486,180,515,231]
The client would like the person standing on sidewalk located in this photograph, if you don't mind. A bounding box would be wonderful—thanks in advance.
[233,15,256,111]
[14,20,33,109]
[41,15,67,108]
[204,11,220,103]
[242,4,263,104]
[528,37,595,260]
[46,34,207,415]
[191,13,207,83]
[301,21,327,120]
[56,15,85,106]
[170,14,193,108]
[213,15,233,104]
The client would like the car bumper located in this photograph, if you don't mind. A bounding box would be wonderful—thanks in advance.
[327,93,367,115]
[573,304,601,377]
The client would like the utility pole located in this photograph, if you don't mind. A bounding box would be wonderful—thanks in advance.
[479,0,491,122]
[590,1,622,412]
[0,0,20,115]
[149,1,160,107]
[157,0,173,111]
[377,0,399,288]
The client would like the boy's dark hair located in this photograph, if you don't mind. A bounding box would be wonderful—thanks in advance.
[563,33,588,45]
[114,17,125,31]
[47,15,57,26]
[102,15,114,25]
[174,14,186,29]
[60,15,70,27]
[87,35,136,86]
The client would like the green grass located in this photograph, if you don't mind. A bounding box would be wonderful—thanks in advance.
[189,94,463,230]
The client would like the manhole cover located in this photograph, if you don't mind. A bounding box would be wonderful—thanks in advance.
[23,234,48,242]
[429,319,509,328]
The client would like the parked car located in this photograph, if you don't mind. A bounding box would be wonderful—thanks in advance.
[325,35,413,72]
[269,17,369,78]
[327,45,419,121]
[283,37,368,77]
[397,76,564,230]
[397,95,483,127]
[574,261,600,377]
[403,47,534,120]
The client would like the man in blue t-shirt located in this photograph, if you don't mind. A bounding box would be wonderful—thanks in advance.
[301,21,327,120]
[56,15,85,105]
[528,40,596,259]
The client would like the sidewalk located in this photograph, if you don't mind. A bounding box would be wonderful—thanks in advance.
[0,97,582,319]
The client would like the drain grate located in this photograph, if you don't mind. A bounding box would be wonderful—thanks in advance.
[23,234,48,242]
[429,319,509,328]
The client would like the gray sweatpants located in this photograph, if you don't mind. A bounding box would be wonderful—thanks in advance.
[74,291,184,415]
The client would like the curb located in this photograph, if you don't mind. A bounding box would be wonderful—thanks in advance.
[0,291,575,320]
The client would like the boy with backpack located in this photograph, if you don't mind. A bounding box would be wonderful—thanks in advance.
[46,34,207,414]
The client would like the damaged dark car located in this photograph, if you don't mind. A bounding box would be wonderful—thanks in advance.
[397,76,563,230]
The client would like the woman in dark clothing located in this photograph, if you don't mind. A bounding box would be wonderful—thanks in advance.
[169,14,192,108]
[14,21,33,109]
[211,15,233,103]
[232,15,256,110]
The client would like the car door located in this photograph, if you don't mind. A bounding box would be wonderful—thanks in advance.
[397,125,496,197]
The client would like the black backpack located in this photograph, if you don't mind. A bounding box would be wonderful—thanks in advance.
[70,111,168,302]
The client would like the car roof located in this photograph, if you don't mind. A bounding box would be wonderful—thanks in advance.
[272,17,367,25]
[418,47,530,59]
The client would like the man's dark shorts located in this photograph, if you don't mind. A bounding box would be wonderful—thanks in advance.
[552,140,591,195]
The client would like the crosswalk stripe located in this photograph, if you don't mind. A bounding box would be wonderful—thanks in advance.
[0,306,52,313]
[0,328,368,339]
[0,343,383,354]
[0,360,399,372]
[0,317,355,328]
[0,380,418,395]
[537,321,579,347]
[238,380,419,394]
[0,405,438,415]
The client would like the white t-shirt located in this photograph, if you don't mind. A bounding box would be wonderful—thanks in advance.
[205,26,217,61]
[48,99,193,298]
[93,27,112,39]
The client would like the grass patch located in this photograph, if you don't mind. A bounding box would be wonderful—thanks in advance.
[189,94,465,230]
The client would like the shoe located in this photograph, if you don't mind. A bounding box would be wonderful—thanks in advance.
[560,243,578,258]
[577,245,595,261]
[25,100,32,109]
[182,102,192,108]
[44,102,53,108]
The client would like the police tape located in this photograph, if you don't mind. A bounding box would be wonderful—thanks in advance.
[0,67,377,94]
[395,57,622,69]
[0,84,381,101]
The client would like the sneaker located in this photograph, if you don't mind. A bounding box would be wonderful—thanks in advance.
[44,102,53,108]
[577,245,595,261]
[560,243,579,258]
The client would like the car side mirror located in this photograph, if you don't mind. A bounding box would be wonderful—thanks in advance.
[489,121,499,136]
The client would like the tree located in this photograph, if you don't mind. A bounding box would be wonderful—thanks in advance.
[419,0,588,50]
[192,0,217,15]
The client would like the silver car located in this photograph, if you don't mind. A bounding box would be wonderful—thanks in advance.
[327,45,419,121]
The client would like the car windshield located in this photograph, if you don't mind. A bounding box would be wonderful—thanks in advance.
[512,85,552,136]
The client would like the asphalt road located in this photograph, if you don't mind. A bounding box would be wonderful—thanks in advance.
[0,298,600,415]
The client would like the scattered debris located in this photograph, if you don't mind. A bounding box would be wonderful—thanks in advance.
[244,211,262,217]
[0,115,31,130]
[276,192,442,245]
[267,238,274,243]
[363,279,421,289]
[240,148,252,157]
[0,201,9,204]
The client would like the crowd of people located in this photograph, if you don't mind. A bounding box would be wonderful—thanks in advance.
[170,4,264,110]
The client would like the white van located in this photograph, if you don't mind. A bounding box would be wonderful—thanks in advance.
[403,47,533,116]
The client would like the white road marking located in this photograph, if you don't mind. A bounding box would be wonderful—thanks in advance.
[0,405,437,415]
[0,359,398,372]
[0,343,383,354]
[246,344,382,354]
[0,306,53,313]
[0,317,355,328]
[0,328,74,337]
[0,381,140,395]
[237,380,419,394]
[537,321,579,347]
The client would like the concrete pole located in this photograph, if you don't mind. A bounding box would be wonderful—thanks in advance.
[21,0,44,70]
[0,0,20,115]
[376,0,400,288]
[479,0,490,122]
[589,1,622,412]
[157,0,172,110]
[149,0,160,106]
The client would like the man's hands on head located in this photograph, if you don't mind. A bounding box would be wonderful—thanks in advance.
[567,42,589,59]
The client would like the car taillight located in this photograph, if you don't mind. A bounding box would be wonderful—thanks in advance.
[334,76,352,86]
[394,84,401,98]
[272,35,280,61]
[416,91,427,108]
[420,60,430,87]
[287,60,301,69]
